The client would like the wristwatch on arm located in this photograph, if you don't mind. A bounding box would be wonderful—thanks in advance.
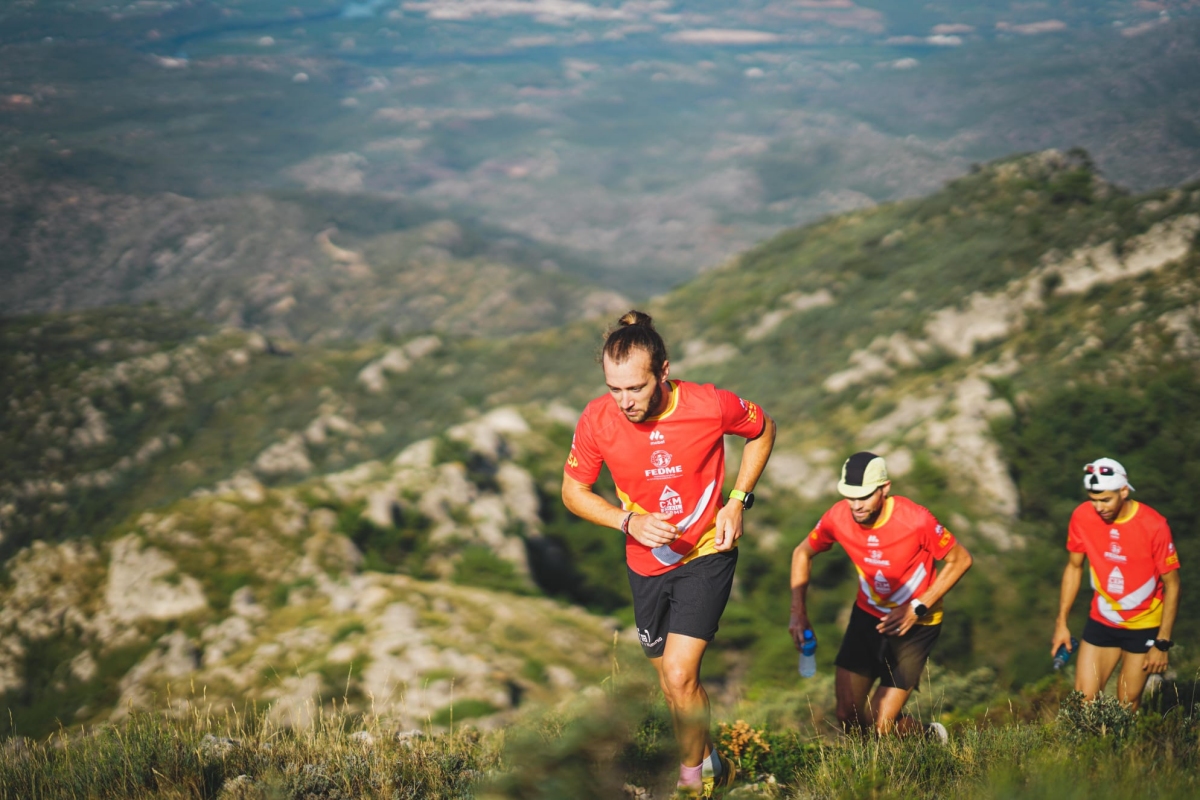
[1153,639,1174,652]
[909,598,929,619]
[728,489,755,510]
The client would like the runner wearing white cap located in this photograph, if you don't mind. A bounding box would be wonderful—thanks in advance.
[1051,457,1181,709]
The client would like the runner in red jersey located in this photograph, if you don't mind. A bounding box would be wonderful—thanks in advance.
[789,452,973,737]
[1051,458,1181,710]
[563,311,775,798]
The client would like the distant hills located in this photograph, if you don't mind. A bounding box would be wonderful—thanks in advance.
[0,168,628,341]
[3,150,1199,735]
[3,3,1199,289]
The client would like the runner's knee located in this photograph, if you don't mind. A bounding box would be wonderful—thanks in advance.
[660,664,701,703]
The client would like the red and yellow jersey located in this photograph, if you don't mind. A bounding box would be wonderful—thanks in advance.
[808,496,957,626]
[1067,500,1179,630]
[565,380,765,577]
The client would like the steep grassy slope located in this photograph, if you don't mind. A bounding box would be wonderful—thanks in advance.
[4,150,1199,735]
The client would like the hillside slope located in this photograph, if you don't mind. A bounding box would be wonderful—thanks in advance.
[4,150,1200,733]
[0,167,627,341]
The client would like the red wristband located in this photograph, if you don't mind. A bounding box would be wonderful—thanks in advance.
[621,512,635,535]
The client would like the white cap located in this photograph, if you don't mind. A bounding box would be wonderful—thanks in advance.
[1083,457,1135,493]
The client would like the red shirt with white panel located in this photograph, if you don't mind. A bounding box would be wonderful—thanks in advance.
[1067,500,1179,630]
[807,496,957,626]
[565,380,765,577]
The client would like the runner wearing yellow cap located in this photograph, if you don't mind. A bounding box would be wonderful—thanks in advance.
[789,452,973,736]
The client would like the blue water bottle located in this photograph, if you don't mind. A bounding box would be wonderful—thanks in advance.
[798,629,817,678]
[1052,637,1079,671]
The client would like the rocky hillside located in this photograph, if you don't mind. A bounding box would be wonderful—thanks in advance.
[4,149,1200,735]
[0,167,627,341]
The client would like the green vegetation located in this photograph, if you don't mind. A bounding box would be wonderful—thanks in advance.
[5,680,1200,799]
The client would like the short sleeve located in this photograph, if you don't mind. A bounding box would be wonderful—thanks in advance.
[920,508,957,559]
[807,513,837,553]
[1066,510,1086,554]
[716,388,765,439]
[564,407,603,484]
[1154,518,1180,574]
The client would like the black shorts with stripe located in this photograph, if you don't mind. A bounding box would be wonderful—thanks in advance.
[627,549,738,658]
[834,605,941,691]
[1082,618,1159,654]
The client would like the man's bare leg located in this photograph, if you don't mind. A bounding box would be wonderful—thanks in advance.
[869,685,921,736]
[650,633,712,767]
[1114,650,1153,710]
[1075,641,1122,700]
[834,668,877,733]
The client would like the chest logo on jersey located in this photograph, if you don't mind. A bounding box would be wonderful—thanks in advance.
[1104,542,1127,563]
[1107,566,1125,595]
[864,549,890,567]
[1109,528,1120,540]
[659,485,683,517]
[645,449,683,480]
[873,570,892,595]
[867,535,880,546]
[649,430,665,445]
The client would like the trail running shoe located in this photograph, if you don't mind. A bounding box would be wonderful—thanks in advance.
[701,751,737,798]
[925,722,948,743]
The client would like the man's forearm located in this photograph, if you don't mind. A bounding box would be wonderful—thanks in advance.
[790,544,813,616]
[1158,571,1180,640]
[917,545,971,608]
[562,480,626,530]
[1056,564,1083,625]
[733,415,775,493]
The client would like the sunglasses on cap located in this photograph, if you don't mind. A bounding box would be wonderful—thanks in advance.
[1084,465,1116,476]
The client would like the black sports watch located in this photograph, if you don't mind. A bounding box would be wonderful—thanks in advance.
[729,490,755,510]
[1153,639,1174,652]
[909,599,929,618]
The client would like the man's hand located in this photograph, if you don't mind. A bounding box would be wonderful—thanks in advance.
[1050,621,1074,657]
[788,612,814,650]
[628,512,679,547]
[876,604,918,637]
[713,501,744,551]
[1144,647,1169,674]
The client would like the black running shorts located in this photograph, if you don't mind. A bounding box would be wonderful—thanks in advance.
[834,605,941,691]
[1082,618,1158,654]
[626,549,738,658]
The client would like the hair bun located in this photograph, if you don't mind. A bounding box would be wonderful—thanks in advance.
[618,310,654,328]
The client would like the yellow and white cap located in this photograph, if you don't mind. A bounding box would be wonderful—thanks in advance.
[837,451,889,499]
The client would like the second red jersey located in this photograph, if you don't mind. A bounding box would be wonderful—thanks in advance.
[808,496,957,625]
[565,380,764,577]
[1067,500,1179,630]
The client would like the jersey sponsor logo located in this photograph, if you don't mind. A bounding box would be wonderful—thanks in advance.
[867,534,880,546]
[649,429,665,444]
[1167,552,1180,567]
[1107,566,1125,595]
[659,485,683,516]
[873,570,892,595]
[567,452,579,469]
[937,525,952,549]
[1109,528,1120,540]
[645,449,683,480]
[1105,542,1127,563]
[809,528,820,543]
[746,401,758,424]
[864,549,890,566]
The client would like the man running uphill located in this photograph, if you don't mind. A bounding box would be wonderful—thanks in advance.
[562,311,776,798]
[1051,458,1181,710]
[789,452,973,737]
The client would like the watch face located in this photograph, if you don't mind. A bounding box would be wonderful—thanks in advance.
[743,491,755,510]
